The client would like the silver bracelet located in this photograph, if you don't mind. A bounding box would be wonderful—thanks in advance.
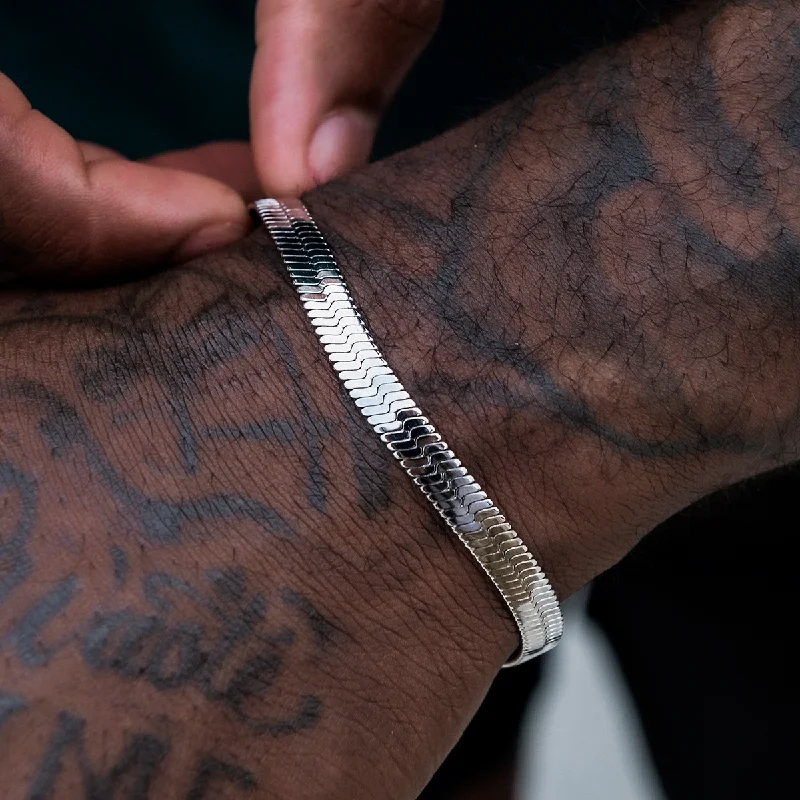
[254,198,563,666]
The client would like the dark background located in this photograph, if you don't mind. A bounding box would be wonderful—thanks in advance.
[0,0,686,158]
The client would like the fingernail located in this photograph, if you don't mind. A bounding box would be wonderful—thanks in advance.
[308,108,376,186]
[172,221,246,264]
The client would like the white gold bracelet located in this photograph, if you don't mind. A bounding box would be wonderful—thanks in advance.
[254,198,563,666]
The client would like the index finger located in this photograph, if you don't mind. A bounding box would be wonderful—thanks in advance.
[0,73,250,280]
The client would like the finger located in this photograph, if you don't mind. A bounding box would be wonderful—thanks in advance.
[78,142,123,163]
[0,73,250,280]
[251,0,442,195]
[145,141,262,203]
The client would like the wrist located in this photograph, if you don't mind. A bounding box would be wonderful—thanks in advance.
[235,223,521,662]
[304,181,594,598]
[1,226,521,661]
[303,154,787,600]
[254,197,565,663]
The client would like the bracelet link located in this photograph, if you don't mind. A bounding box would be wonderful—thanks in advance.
[255,198,563,666]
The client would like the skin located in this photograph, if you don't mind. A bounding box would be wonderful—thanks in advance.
[2,0,800,796]
[0,0,443,278]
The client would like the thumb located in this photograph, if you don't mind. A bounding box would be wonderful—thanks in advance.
[0,73,250,281]
[251,0,442,195]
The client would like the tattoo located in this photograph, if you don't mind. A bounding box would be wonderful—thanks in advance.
[1,575,79,667]
[0,691,257,799]
[110,544,130,589]
[84,566,324,735]
[0,461,36,606]
[1,380,295,545]
[268,322,341,512]
[202,419,297,446]
[29,712,170,800]
[1,559,327,736]
[0,690,27,732]
[342,407,394,519]
[315,0,800,466]
[73,290,263,475]
[185,756,257,800]
[279,587,336,649]
[0,253,371,793]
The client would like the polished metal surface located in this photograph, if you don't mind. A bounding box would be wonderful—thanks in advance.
[254,198,563,665]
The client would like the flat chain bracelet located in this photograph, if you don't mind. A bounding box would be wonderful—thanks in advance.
[254,198,563,665]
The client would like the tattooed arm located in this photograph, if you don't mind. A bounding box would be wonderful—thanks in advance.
[2,1,799,797]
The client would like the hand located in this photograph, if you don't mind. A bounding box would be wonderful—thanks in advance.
[251,0,443,195]
[0,1,442,281]
[0,216,514,799]
[0,72,254,279]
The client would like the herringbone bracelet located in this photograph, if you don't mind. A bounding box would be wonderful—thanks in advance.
[254,198,563,666]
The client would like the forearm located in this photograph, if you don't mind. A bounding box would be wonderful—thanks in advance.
[2,1,799,797]
[311,0,800,588]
